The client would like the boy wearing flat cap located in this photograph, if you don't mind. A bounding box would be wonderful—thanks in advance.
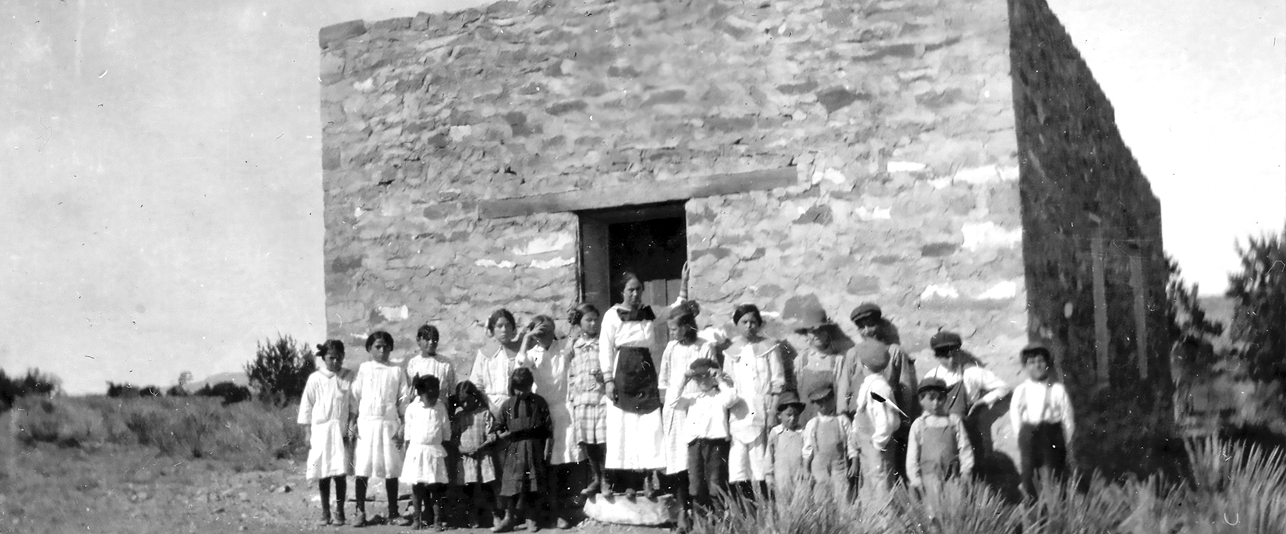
[669,358,738,523]
[905,377,973,490]
[848,303,919,422]
[921,331,1010,456]
[851,341,904,490]
[801,384,859,500]
[1010,342,1075,499]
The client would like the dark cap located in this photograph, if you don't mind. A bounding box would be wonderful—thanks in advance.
[917,377,948,395]
[792,305,831,334]
[776,391,806,412]
[854,340,891,372]
[849,303,882,324]
[1020,341,1051,363]
[807,383,835,402]
[688,357,719,373]
[930,331,963,351]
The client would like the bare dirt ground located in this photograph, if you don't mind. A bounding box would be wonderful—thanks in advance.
[0,413,667,534]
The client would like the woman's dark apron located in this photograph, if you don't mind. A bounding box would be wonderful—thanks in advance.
[613,307,662,414]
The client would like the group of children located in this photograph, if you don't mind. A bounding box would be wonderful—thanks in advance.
[296,298,1076,530]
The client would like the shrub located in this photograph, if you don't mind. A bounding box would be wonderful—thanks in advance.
[105,382,163,398]
[1226,227,1286,382]
[0,368,60,411]
[13,395,307,467]
[245,335,315,405]
[193,381,252,405]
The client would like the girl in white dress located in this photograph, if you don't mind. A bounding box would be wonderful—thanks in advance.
[469,309,522,417]
[405,324,455,405]
[298,340,354,526]
[724,304,787,497]
[658,301,715,500]
[353,331,412,527]
[401,375,450,531]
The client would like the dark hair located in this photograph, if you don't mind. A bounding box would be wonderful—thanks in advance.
[621,271,642,287]
[1020,349,1053,367]
[567,303,600,326]
[413,374,441,397]
[509,367,535,395]
[668,305,699,342]
[416,324,440,342]
[529,315,556,331]
[452,380,486,414]
[486,309,517,335]
[365,331,394,351]
[732,304,762,325]
[316,339,345,358]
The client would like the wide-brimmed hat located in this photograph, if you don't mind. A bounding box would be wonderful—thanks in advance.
[792,305,831,334]
[777,391,806,412]
[917,377,949,395]
[849,303,882,325]
[854,340,890,372]
[930,331,963,351]
[807,383,836,402]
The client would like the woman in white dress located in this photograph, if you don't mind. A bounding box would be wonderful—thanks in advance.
[724,304,787,497]
[353,330,412,526]
[599,271,666,497]
[298,340,354,526]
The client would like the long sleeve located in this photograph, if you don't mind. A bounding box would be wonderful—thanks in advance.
[599,310,621,382]
[972,367,1010,406]
[905,418,923,486]
[397,372,412,417]
[801,418,816,466]
[767,343,786,394]
[765,428,778,478]
[868,385,901,450]
[954,415,974,476]
[837,351,860,415]
[842,417,858,459]
[658,342,675,394]
[298,375,317,425]
[1009,381,1028,435]
[351,366,365,417]
[1057,384,1075,443]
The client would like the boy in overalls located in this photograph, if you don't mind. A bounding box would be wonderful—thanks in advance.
[921,332,1009,460]
[905,377,974,492]
[766,391,808,498]
[801,384,858,501]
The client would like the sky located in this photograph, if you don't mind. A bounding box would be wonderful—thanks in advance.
[1,0,1282,394]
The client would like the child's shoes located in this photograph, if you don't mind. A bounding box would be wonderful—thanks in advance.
[526,518,541,532]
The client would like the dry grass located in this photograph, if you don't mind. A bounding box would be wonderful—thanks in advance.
[690,436,1286,534]
[11,395,305,469]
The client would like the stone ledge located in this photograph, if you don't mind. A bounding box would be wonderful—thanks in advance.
[320,20,366,49]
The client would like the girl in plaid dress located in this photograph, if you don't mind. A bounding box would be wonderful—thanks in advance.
[451,380,500,528]
[565,303,607,495]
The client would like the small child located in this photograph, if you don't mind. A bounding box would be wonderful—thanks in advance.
[402,375,451,531]
[451,381,500,529]
[1010,342,1075,499]
[765,391,808,499]
[905,377,973,491]
[493,367,553,533]
[852,341,903,491]
[298,340,354,526]
[801,384,858,500]
[564,303,608,497]
[670,358,738,526]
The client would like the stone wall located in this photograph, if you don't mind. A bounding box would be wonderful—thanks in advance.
[1008,0,1172,475]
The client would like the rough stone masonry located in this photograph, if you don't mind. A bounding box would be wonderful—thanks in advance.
[320,0,1169,476]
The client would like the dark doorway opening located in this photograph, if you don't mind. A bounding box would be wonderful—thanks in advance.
[578,201,687,316]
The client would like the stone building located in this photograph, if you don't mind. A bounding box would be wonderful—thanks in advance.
[319,0,1170,475]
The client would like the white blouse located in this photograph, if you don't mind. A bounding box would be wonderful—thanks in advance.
[1009,380,1075,440]
[352,361,410,421]
[598,304,659,382]
[297,368,354,427]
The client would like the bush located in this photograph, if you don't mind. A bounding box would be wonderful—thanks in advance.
[245,335,315,405]
[1226,228,1286,382]
[193,381,252,405]
[13,395,307,467]
[105,382,163,398]
[0,368,60,411]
